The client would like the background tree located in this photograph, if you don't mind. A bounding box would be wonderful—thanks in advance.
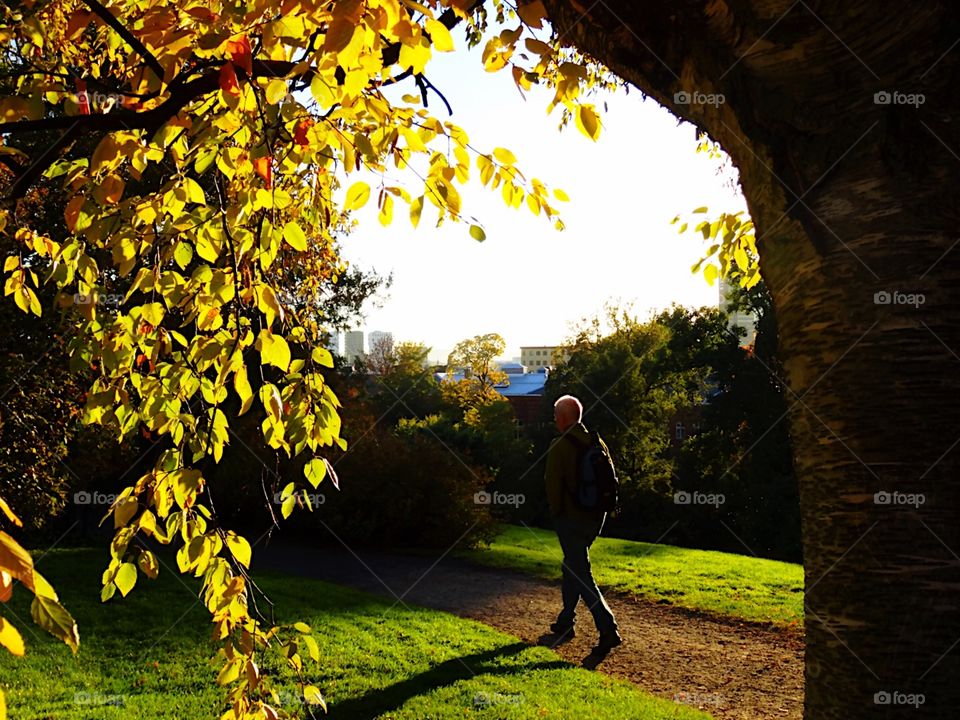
[364,332,396,375]
[445,332,508,406]
[537,305,735,535]
[676,278,801,561]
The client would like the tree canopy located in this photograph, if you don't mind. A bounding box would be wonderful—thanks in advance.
[0,1,626,717]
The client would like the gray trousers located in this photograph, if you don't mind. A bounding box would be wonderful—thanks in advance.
[554,515,618,634]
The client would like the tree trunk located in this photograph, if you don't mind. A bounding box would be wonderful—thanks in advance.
[541,0,960,716]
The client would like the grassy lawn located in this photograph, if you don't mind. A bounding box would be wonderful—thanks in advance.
[0,548,710,719]
[459,525,804,627]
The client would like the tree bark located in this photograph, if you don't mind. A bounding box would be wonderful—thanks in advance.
[541,0,960,716]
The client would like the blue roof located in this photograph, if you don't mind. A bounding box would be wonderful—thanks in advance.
[495,373,547,397]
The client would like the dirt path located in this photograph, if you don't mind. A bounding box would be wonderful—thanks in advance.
[260,544,803,720]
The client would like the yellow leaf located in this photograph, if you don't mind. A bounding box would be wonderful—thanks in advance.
[138,550,159,579]
[409,195,424,228]
[0,531,34,591]
[425,19,454,51]
[344,181,371,212]
[399,38,432,74]
[703,263,719,286]
[258,330,291,372]
[260,383,283,421]
[303,685,326,709]
[183,177,206,205]
[140,302,165,326]
[469,224,486,242]
[378,193,394,226]
[266,79,288,104]
[282,221,307,251]
[234,365,254,415]
[304,458,327,488]
[113,497,138,529]
[303,634,320,662]
[91,134,119,174]
[30,595,79,653]
[517,0,548,28]
[173,241,193,269]
[575,104,601,141]
[493,147,516,165]
[311,346,334,367]
[225,533,251,568]
[114,562,137,597]
[0,497,21,527]
[0,617,24,656]
[217,658,243,686]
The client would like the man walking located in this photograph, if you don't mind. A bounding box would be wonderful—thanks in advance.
[545,394,622,654]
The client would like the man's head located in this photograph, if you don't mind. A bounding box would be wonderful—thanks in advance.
[554,395,583,433]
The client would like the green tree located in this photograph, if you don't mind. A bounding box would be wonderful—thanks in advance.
[670,277,800,560]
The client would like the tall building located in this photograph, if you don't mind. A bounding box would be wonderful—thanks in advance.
[520,346,569,369]
[719,276,757,346]
[368,330,393,350]
[325,331,341,357]
[344,330,365,363]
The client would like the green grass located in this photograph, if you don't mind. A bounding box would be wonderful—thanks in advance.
[0,549,710,719]
[459,525,804,627]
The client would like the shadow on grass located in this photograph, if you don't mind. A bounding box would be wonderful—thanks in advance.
[328,641,568,719]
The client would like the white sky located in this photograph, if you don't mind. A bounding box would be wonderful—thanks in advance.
[338,37,747,364]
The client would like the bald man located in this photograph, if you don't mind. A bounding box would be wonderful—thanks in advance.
[544,394,621,654]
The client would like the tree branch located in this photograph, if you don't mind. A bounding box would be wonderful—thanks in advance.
[81,0,166,83]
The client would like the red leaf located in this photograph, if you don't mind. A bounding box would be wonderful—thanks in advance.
[293,119,314,146]
[75,77,90,115]
[219,63,241,96]
[227,36,253,76]
[253,156,273,189]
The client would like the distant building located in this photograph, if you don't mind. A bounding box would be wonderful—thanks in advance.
[497,361,527,375]
[344,330,365,363]
[325,331,341,356]
[368,330,393,349]
[719,277,757,346]
[434,364,550,430]
[520,346,569,369]
[495,369,549,428]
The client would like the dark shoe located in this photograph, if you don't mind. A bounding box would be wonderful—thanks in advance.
[550,621,575,637]
[593,631,622,654]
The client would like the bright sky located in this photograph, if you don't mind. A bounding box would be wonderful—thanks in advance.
[338,38,747,364]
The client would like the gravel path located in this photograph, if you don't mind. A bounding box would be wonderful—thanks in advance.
[260,543,804,720]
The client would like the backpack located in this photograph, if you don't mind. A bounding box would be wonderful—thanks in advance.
[568,431,619,513]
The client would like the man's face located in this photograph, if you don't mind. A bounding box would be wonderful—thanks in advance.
[554,407,572,432]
